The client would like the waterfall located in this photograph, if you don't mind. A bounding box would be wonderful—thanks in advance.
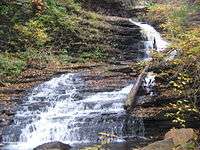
[2,74,144,150]
[2,19,169,150]
[129,19,169,52]
[129,19,169,95]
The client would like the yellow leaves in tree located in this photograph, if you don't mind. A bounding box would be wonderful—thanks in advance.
[166,100,198,127]
[178,27,200,55]
[34,28,49,44]
[147,1,200,128]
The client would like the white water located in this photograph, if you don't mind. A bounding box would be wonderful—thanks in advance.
[129,19,169,94]
[129,19,169,52]
[2,20,169,150]
[129,19,176,61]
[3,74,144,150]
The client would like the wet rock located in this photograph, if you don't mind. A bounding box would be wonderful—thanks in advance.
[141,128,198,150]
[81,0,138,18]
[110,25,141,36]
[1,126,22,142]
[164,128,198,147]
[26,101,52,111]
[81,86,124,93]
[1,110,15,116]
[0,88,25,94]
[141,138,174,150]
[33,141,71,150]
[108,66,133,74]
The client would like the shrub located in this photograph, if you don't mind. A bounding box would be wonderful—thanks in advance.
[0,0,82,52]
[145,0,200,127]
[14,20,49,47]
[79,48,107,62]
[0,53,26,77]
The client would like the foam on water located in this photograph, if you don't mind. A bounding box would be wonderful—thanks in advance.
[129,19,169,94]
[129,19,169,52]
[2,20,169,150]
[3,74,144,150]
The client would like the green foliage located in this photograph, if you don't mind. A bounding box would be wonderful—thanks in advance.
[20,48,53,63]
[145,1,156,9]
[0,53,26,77]
[143,3,172,24]
[58,49,74,63]
[0,0,82,52]
[14,20,49,47]
[43,0,80,32]
[84,11,102,21]
[169,73,192,95]
[181,141,198,150]
[52,0,81,13]
[0,1,34,52]
[165,100,198,127]
[0,0,109,77]
[0,49,56,77]
[0,4,14,16]
[145,0,200,127]
[79,48,107,62]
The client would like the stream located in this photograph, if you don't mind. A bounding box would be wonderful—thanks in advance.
[1,20,168,150]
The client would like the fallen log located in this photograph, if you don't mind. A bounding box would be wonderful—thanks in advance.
[125,65,149,110]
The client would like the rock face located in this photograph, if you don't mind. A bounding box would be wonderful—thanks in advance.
[140,128,198,150]
[141,138,174,150]
[164,128,198,147]
[80,0,144,17]
[108,66,133,73]
[33,141,71,150]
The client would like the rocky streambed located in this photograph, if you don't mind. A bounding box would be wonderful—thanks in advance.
[1,59,199,149]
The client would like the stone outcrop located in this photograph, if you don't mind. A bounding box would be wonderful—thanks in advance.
[141,138,174,150]
[33,141,71,150]
[164,128,198,147]
[140,128,198,150]
[80,0,147,17]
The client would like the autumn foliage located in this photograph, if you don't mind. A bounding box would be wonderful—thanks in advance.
[145,0,200,126]
[32,0,45,13]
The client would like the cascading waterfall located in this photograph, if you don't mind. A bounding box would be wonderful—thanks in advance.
[131,19,176,61]
[2,73,144,150]
[129,19,169,95]
[2,19,169,150]
[129,19,169,52]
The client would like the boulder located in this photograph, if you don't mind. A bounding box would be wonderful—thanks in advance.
[33,141,71,150]
[141,138,174,150]
[164,128,198,147]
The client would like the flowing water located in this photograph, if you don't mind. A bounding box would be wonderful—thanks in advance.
[2,74,144,150]
[129,19,169,94]
[129,19,169,52]
[2,20,169,150]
